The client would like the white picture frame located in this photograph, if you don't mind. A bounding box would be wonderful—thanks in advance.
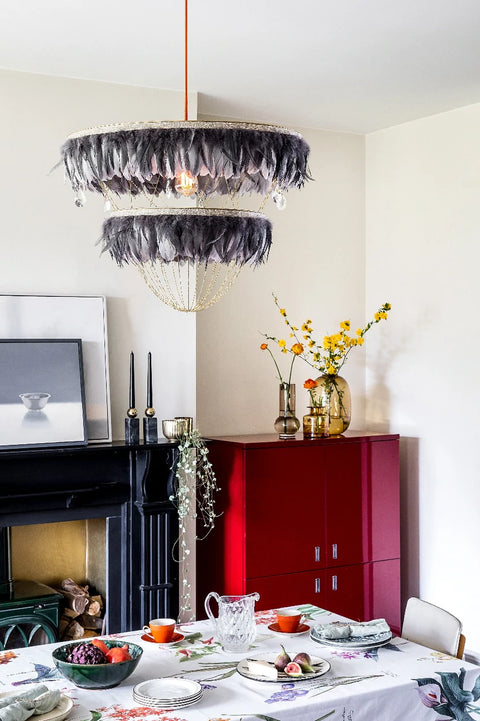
[0,295,111,442]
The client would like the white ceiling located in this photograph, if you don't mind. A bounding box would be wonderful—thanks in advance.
[2,0,480,133]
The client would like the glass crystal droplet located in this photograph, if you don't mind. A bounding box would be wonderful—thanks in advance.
[272,187,287,210]
[74,188,86,207]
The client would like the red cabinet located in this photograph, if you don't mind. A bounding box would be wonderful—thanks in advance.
[196,432,400,632]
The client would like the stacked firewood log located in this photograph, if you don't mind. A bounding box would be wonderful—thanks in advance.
[55,578,105,640]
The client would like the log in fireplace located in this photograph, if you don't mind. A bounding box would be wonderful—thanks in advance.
[0,441,179,636]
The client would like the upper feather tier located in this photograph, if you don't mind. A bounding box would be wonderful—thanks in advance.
[61,121,311,199]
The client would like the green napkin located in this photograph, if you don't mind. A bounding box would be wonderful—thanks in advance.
[0,685,61,721]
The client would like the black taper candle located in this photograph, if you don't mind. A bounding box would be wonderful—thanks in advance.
[147,352,153,408]
[129,351,135,409]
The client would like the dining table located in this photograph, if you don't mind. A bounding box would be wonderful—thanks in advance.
[1,603,479,721]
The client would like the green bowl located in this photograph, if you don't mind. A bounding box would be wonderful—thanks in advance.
[52,640,143,689]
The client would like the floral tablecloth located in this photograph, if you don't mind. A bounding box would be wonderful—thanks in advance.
[1,604,479,721]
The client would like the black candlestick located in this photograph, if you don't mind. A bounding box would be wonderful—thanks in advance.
[125,351,139,444]
[129,351,136,410]
[144,351,158,443]
[147,351,153,408]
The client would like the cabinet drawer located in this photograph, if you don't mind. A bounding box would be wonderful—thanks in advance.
[246,564,365,621]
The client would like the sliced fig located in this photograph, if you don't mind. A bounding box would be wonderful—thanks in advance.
[293,651,314,673]
[284,661,303,677]
[274,644,291,671]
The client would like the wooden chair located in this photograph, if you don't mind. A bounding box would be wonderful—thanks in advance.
[402,597,465,659]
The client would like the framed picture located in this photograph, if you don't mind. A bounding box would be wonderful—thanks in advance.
[0,339,88,449]
[0,295,111,442]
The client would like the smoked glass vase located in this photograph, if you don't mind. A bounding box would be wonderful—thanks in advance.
[311,374,351,435]
[274,383,300,439]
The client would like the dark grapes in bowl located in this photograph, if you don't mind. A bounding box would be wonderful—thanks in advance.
[52,639,143,689]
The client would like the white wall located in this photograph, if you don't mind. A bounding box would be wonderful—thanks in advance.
[196,127,366,436]
[1,69,197,437]
[365,103,480,653]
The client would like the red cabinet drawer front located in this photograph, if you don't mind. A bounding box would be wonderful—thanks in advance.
[326,564,364,621]
[323,443,364,566]
[366,440,400,562]
[245,446,325,577]
[362,559,401,634]
[246,564,365,622]
[246,570,326,612]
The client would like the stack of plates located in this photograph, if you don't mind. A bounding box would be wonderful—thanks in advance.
[310,625,392,650]
[133,679,203,710]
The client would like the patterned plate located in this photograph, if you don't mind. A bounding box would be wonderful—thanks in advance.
[237,653,330,683]
[310,625,392,648]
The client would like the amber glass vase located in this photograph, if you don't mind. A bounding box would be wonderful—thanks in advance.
[274,383,300,439]
[312,374,351,435]
[303,406,330,439]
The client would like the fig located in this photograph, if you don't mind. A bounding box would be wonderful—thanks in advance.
[293,651,314,673]
[274,644,291,671]
[284,661,303,677]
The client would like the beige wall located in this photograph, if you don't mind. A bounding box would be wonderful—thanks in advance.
[196,126,366,436]
[365,102,480,654]
[1,69,197,585]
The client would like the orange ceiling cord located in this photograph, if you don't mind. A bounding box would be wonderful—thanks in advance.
[184,0,188,120]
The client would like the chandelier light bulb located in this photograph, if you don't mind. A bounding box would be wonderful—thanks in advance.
[175,170,198,197]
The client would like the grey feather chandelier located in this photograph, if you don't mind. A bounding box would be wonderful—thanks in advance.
[60,1,310,312]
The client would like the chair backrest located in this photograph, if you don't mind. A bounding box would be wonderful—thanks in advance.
[402,597,464,658]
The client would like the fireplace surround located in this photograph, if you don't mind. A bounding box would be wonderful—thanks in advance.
[0,441,179,634]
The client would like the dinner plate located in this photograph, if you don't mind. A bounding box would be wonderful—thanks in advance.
[310,625,393,649]
[0,694,74,721]
[236,654,330,683]
[141,632,185,645]
[268,622,310,636]
[133,691,203,709]
[134,678,202,700]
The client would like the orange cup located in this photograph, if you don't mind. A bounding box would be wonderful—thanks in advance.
[276,608,303,633]
[143,618,176,643]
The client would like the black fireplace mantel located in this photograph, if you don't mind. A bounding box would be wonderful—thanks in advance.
[0,440,180,633]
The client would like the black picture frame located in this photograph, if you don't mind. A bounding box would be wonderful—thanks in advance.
[0,339,88,449]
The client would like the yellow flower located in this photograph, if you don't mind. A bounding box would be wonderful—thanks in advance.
[340,320,350,331]
[280,308,286,317]
[374,312,381,321]
[384,303,391,310]
[356,328,363,336]
[357,337,364,345]
[291,343,304,355]
[278,339,286,348]
[327,365,336,374]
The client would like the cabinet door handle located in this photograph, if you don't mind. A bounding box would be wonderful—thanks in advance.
[315,546,321,562]
[315,578,321,593]
[332,543,338,559]
[332,575,338,591]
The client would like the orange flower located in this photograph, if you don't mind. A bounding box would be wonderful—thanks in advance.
[292,343,304,355]
[260,342,268,350]
[304,378,319,390]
